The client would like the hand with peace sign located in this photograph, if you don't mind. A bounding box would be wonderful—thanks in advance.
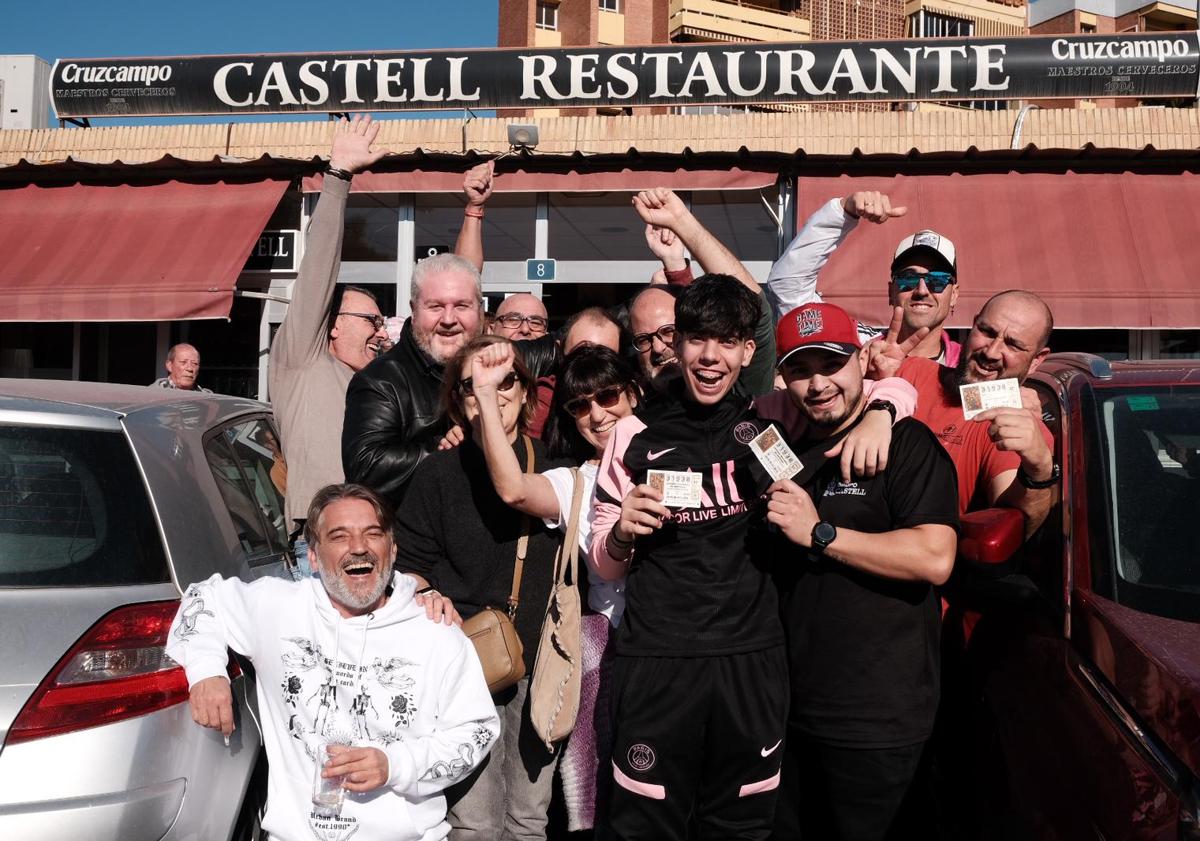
[864,306,930,380]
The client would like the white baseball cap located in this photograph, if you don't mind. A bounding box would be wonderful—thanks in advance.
[891,230,957,275]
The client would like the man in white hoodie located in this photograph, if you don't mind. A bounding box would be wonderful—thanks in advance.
[166,483,500,841]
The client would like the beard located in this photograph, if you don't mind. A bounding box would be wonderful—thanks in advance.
[321,553,391,612]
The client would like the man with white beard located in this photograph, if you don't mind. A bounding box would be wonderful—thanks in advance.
[167,483,497,841]
[342,252,485,509]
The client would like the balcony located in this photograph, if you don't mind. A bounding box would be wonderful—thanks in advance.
[669,0,812,43]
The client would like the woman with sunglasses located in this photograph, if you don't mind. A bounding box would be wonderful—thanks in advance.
[470,340,641,835]
[394,334,572,841]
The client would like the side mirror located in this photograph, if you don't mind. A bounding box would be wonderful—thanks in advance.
[958,508,1025,566]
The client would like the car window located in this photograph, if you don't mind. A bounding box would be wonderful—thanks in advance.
[1095,387,1200,621]
[0,426,169,586]
[204,417,289,561]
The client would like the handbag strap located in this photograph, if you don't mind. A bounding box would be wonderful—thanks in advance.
[507,434,535,619]
[558,467,585,588]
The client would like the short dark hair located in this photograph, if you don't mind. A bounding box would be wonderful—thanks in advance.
[674,274,759,341]
[545,345,642,461]
[440,335,540,432]
[304,483,394,547]
[327,285,380,341]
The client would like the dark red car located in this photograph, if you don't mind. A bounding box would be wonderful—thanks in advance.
[957,354,1200,840]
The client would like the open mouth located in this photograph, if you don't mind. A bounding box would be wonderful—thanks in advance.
[591,418,618,435]
[366,342,382,353]
[692,369,727,395]
[805,390,839,411]
[341,559,376,577]
[968,357,1002,380]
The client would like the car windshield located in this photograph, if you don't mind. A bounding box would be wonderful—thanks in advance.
[0,425,169,587]
[1095,386,1200,620]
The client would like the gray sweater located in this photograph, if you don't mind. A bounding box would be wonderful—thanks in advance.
[268,177,354,525]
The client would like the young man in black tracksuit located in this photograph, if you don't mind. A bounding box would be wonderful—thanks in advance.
[589,274,786,841]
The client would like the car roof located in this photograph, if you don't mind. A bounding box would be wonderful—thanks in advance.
[0,379,271,432]
[1038,354,1200,387]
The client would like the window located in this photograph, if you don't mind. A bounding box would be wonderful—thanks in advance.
[204,417,289,562]
[548,193,647,261]
[536,1,558,30]
[1090,388,1200,621]
[0,427,168,586]
[689,190,781,263]
[911,10,973,37]
[599,0,620,11]
[415,193,536,263]
[341,193,401,262]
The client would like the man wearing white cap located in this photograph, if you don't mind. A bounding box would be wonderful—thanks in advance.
[764,192,963,366]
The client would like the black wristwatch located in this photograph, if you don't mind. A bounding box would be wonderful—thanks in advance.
[865,399,897,424]
[1017,462,1061,489]
[811,521,838,554]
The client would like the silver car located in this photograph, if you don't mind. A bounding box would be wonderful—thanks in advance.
[0,380,303,841]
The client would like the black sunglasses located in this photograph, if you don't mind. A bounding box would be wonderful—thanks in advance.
[632,324,676,353]
[891,271,956,294]
[458,371,519,397]
[338,311,386,330]
[563,386,625,418]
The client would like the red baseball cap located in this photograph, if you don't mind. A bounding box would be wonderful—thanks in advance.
[776,303,861,367]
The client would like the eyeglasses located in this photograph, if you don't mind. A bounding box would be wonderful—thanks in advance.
[338,311,386,330]
[494,313,549,333]
[632,324,676,353]
[563,386,625,418]
[458,371,520,397]
[891,271,956,294]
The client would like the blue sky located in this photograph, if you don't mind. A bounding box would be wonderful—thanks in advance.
[4,0,501,123]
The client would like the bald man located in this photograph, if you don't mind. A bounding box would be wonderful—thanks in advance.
[489,293,549,341]
[151,343,212,393]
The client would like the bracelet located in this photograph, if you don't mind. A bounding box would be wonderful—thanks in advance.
[464,206,485,219]
[416,586,439,596]
[325,165,353,182]
[1017,463,1061,489]
[607,530,634,560]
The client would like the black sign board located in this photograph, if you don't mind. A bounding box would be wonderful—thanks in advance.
[51,33,1200,118]
[244,230,298,272]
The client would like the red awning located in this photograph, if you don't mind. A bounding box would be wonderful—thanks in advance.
[303,166,780,193]
[0,178,290,322]
[795,172,1200,330]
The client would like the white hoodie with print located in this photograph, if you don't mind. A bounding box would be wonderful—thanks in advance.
[166,571,500,841]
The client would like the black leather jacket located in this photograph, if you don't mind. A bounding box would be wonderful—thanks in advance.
[342,320,448,509]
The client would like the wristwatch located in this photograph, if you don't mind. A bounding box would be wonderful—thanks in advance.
[865,399,897,424]
[811,521,838,554]
[1017,462,1061,489]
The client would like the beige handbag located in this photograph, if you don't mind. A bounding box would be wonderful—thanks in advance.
[462,436,536,695]
[529,467,585,750]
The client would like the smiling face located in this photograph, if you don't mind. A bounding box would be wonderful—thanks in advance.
[781,348,866,432]
[412,271,484,364]
[957,294,1052,386]
[888,254,959,336]
[309,498,396,618]
[165,345,201,390]
[629,288,679,388]
[329,290,388,372]
[675,333,755,406]
[569,386,637,456]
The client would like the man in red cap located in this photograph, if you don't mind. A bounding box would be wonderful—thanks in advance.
[765,302,960,841]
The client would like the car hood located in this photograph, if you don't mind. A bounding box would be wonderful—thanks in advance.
[0,585,179,748]
[1084,592,1200,780]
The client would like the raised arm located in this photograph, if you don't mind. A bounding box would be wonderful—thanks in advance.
[470,342,561,520]
[454,161,494,273]
[272,115,386,369]
[632,188,759,294]
[765,191,906,320]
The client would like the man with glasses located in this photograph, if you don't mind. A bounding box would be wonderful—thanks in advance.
[489,293,550,341]
[764,191,963,366]
[269,114,389,562]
